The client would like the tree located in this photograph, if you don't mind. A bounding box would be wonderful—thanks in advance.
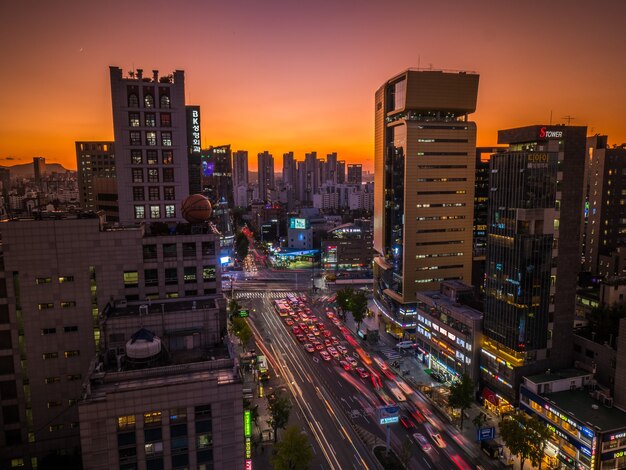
[472,411,488,429]
[230,316,253,350]
[235,231,250,261]
[398,436,414,469]
[228,298,241,317]
[270,425,313,470]
[267,393,292,443]
[447,373,474,430]
[336,287,353,320]
[349,290,369,333]
[527,415,552,470]
[499,412,536,470]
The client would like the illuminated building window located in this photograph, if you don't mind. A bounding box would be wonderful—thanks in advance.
[42,352,58,360]
[129,112,140,127]
[38,303,54,310]
[162,150,173,165]
[150,205,161,219]
[143,411,162,426]
[161,132,172,147]
[165,204,176,218]
[144,94,154,108]
[160,95,170,109]
[36,277,51,284]
[60,301,76,308]
[146,131,157,146]
[130,131,141,146]
[117,415,136,430]
[148,168,159,183]
[147,150,158,165]
[184,267,197,283]
[145,113,156,127]
[64,350,80,358]
[123,271,138,288]
[131,149,143,165]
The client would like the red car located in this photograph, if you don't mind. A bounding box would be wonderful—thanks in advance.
[304,343,315,353]
[317,322,325,331]
[296,334,306,342]
[292,326,301,335]
[339,360,351,371]
[285,318,294,326]
[400,415,415,430]
[356,367,370,378]
[322,330,332,338]
[314,342,325,351]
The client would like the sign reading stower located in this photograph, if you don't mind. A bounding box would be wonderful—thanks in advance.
[377,405,400,425]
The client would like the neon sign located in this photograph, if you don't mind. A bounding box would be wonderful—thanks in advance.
[539,127,563,139]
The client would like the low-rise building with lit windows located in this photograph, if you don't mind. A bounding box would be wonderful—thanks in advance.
[520,369,626,470]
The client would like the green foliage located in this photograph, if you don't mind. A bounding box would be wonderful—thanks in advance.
[235,231,250,261]
[336,287,354,314]
[271,425,314,470]
[447,373,474,430]
[228,299,241,315]
[350,290,369,331]
[267,393,292,443]
[230,316,253,349]
[472,411,488,429]
[499,411,552,470]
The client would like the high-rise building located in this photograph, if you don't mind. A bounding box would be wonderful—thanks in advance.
[481,125,587,407]
[372,70,479,337]
[325,152,338,184]
[347,164,363,185]
[304,151,319,202]
[201,145,233,206]
[257,151,275,202]
[109,66,189,224]
[582,136,626,275]
[0,167,11,208]
[233,150,249,188]
[33,157,46,184]
[76,141,116,214]
[336,160,346,184]
[282,151,296,189]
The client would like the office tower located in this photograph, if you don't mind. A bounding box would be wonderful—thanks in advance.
[296,160,307,203]
[75,141,116,212]
[372,70,478,337]
[582,136,626,275]
[337,160,346,184]
[282,152,296,189]
[0,214,229,469]
[233,150,249,188]
[258,151,275,203]
[109,66,189,224]
[33,157,46,183]
[472,147,505,292]
[347,164,363,185]
[201,145,233,206]
[481,125,587,407]
[186,106,202,195]
[325,152,338,184]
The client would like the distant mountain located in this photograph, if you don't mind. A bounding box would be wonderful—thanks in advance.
[0,162,70,178]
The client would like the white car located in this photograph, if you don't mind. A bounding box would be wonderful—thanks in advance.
[336,345,348,355]
[345,356,358,368]
[412,433,431,451]
[327,347,340,358]
[424,423,446,448]
[395,341,414,350]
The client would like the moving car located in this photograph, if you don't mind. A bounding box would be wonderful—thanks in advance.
[412,433,431,451]
[324,339,333,348]
[336,345,348,355]
[327,347,340,358]
[339,360,351,371]
[296,334,306,342]
[322,330,332,338]
[395,341,414,350]
[424,423,446,448]
[304,343,315,353]
[284,318,294,326]
[399,414,415,430]
[345,356,358,368]
[314,341,325,351]
[320,351,332,361]
[356,367,370,378]
[292,326,301,335]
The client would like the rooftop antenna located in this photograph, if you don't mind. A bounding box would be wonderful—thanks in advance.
[562,115,575,126]
[549,110,553,125]
[418,55,421,70]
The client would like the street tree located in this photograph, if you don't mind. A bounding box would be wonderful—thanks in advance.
[270,425,314,470]
[235,231,250,261]
[228,298,241,317]
[447,373,475,430]
[527,415,552,469]
[336,287,353,319]
[472,411,488,429]
[267,393,292,443]
[349,290,369,333]
[230,316,253,350]
[499,412,534,470]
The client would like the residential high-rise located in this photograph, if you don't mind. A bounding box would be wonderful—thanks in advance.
[481,125,587,407]
[109,66,189,223]
[282,151,296,189]
[233,150,249,188]
[33,157,46,184]
[582,136,626,276]
[337,160,346,184]
[372,70,479,337]
[304,151,319,202]
[257,151,275,202]
[201,145,233,206]
[325,152,338,184]
[76,141,116,214]
[347,164,363,185]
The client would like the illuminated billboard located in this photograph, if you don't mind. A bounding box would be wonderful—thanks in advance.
[289,218,309,229]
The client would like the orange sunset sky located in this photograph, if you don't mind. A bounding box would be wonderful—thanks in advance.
[1,0,625,172]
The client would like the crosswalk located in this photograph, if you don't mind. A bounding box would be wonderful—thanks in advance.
[234,291,299,300]
[379,347,401,360]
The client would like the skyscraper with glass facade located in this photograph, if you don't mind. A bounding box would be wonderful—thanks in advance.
[372,70,479,337]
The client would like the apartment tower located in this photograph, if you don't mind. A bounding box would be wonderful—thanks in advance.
[373,70,479,336]
[257,151,275,203]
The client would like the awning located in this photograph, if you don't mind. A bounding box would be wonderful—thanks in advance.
[481,387,499,406]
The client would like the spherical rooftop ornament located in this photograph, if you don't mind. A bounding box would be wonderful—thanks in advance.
[181,194,212,223]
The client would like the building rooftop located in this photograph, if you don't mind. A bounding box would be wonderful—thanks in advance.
[526,368,590,384]
[544,389,626,432]
[416,290,483,321]
[104,297,218,318]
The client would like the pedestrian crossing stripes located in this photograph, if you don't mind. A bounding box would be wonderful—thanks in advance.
[234,291,299,300]
[379,347,401,360]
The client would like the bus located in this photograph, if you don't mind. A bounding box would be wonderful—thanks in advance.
[257,355,270,381]
[273,300,290,317]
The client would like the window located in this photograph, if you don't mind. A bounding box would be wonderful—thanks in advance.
[161,132,172,147]
[182,243,196,258]
[160,95,170,108]
[184,267,197,283]
[133,187,145,201]
[201,242,215,256]
[150,205,161,219]
[144,94,154,108]
[163,168,174,182]
[143,411,162,426]
[36,277,51,284]
[148,168,159,183]
[147,150,158,165]
[149,187,160,201]
[66,373,81,381]
[203,266,216,282]
[146,131,157,146]
[44,376,60,384]
[165,205,176,218]
[145,113,156,127]
[129,131,143,147]
[59,275,74,283]
[49,424,64,432]
[42,352,58,360]
[64,350,80,358]
[132,168,143,183]
[124,271,139,288]
[145,442,163,455]
[129,113,140,127]
[195,404,212,418]
[145,269,158,286]
[60,301,76,308]
[170,408,187,422]
[38,303,54,310]
[64,326,78,333]
[160,113,171,127]
[41,328,56,335]
[128,93,139,107]
[162,150,173,165]
[163,244,177,258]
[131,150,143,165]
[143,244,157,260]
[165,268,177,285]
[171,423,187,437]
[197,433,212,449]
[163,187,175,201]
[47,401,62,409]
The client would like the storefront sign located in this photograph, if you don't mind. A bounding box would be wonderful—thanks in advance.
[244,410,251,437]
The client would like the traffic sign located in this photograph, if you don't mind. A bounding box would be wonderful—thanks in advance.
[477,426,496,441]
[239,309,250,317]
[377,404,399,425]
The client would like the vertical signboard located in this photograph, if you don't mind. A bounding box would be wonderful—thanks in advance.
[186,105,202,194]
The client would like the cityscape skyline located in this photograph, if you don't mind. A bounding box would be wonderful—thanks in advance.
[2,0,626,171]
